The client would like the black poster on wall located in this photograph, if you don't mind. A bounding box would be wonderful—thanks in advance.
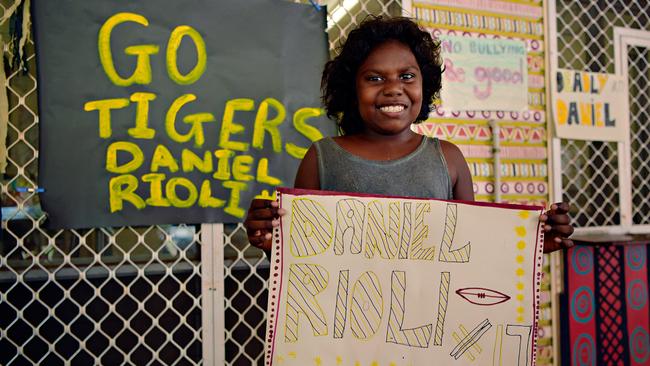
[33,0,333,229]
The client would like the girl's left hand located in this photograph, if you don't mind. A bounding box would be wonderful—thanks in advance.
[541,202,574,253]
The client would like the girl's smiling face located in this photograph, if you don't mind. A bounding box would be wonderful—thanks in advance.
[355,40,423,136]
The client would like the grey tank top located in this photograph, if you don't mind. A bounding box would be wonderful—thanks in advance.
[314,136,453,199]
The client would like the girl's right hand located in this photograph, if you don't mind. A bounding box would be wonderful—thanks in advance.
[244,199,286,252]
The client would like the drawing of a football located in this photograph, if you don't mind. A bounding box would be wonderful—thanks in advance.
[456,287,511,306]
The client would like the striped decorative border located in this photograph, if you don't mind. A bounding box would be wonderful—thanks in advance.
[413,0,543,19]
[424,109,546,124]
[459,145,547,159]
[468,161,548,178]
[414,123,547,144]
[473,180,547,196]
[415,5,543,38]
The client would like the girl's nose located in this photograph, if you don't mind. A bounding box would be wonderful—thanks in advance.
[383,79,403,96]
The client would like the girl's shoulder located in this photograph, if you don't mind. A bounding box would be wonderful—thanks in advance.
[437,139,465,160]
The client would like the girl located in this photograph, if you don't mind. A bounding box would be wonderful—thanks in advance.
[245,16,573,253]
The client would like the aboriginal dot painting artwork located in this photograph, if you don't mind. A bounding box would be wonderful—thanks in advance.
[562,244,650,366]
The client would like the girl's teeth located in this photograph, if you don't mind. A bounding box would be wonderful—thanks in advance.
[380,105,404,112]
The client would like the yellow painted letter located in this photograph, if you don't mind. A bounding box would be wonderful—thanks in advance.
[286,108,325,159]
[142,173,170,207]
[166,177,198,208]
[166,94,214,147]
[166,26,207,85]
[223,180,247,218]
[252,98,285,152]
[84,98,130,138]
[98,13,159,86]
[106,141,144,173]
[556,99,567,125]
[181,149,213,173]
[213,149,234,180]
[233,155,254,181]
[256,158,282,186]
[128,92,156,139]
[198,180,225,208]
[150,144,179,172]
[220,99,253,152]
[109,174,146,212]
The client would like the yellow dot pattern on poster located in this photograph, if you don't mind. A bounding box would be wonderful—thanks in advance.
[515,226,527,237]
[515,213,528,323]
[516,255,525,263]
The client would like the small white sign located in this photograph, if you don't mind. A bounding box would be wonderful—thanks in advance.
[552,69,629,142]
[439,36,528,112]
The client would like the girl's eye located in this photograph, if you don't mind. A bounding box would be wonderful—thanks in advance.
[367,75,383,82]
[400,73,416,80]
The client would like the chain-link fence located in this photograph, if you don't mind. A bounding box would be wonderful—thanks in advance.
[0,0,402,365]
[554,0,650,229]
[0,0,198,363]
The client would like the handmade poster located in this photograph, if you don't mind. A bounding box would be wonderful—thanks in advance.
[439,35,528,112]
[32,0,334,229]
[552,69,629,142]
[265,188,545,365]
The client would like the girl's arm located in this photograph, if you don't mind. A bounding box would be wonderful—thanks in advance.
[439,140,475,201]
[293,144,321,189]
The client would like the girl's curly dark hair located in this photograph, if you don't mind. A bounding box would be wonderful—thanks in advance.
[321,16,443,135]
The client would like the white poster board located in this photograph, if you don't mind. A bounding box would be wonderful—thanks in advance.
[265,188,544,365]
[552,69,629,142]
[439,36,528,112]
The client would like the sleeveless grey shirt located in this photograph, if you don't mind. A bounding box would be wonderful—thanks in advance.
[313,136,453,199]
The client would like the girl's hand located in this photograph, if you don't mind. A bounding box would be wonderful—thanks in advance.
[540,202,574,253]
[244,199,286,252]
